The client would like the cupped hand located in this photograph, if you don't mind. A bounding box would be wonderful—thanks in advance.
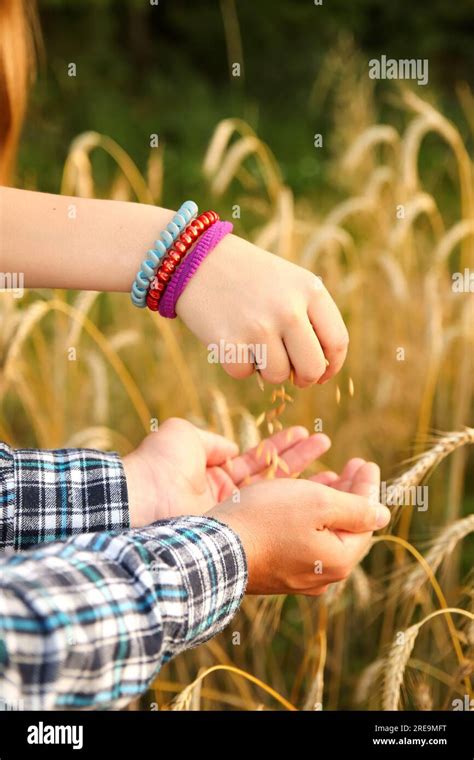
[122,418,331,527]
[208,459,389,596]
[175,235,349,387]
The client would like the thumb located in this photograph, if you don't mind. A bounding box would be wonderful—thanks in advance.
[315,485,390,533]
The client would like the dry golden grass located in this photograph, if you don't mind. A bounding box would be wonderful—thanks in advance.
[2,57,473,710]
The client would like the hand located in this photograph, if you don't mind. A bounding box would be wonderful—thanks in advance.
[207,460,390,595]
[175,235,349,387]
[122,418,331,527]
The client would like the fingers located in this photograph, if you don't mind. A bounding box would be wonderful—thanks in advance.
[307,283,349,383]
[245,433,331,483]
[310,471,339,486]
[257,335,291,384]
[225,426,310,483]
[349,461,380,499]
[195,428,239,465]
[274,433,331,478]
[332,457,367,492]
[309,458,370,493]
[206,465,236,503]
[220,352,255,380]
[339,457,366,483]
[314,483,390,533]
[282,317,327,387]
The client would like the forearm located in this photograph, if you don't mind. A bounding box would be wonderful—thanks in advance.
[0,516,247,709]
[0,186,177,291]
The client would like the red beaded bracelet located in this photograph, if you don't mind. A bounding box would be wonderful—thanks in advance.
[146,210,219,311]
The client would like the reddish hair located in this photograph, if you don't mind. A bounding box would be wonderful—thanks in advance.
[0,0,39,184]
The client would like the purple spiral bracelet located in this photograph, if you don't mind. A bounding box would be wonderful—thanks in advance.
[159,220,233,319]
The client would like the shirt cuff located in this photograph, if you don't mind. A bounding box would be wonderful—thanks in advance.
[0,442,130,551]
[166,514,248,650]
[130,514,248,658]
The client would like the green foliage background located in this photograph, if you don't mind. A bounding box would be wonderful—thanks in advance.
[21,0,474,202]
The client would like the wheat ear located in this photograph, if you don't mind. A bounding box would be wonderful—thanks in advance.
[384,428,474,513]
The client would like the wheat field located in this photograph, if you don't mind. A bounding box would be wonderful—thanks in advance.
[2,59,474,711]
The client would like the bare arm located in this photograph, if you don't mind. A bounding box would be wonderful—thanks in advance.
[0,185,350,386]
[0,186,176,291]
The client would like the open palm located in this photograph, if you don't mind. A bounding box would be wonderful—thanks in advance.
[123,418,332,526]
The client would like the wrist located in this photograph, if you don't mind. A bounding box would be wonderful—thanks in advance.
[174,232,243,322]
[206,503,256,587]
[117,203,177,294]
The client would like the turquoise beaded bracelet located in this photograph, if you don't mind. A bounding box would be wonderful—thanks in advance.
[130,200,198,308]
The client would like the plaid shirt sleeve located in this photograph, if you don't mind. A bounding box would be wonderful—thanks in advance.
[0,442,129,551]
[0,515,247,710]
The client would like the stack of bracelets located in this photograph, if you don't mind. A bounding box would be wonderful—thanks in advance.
[130,199,233,318]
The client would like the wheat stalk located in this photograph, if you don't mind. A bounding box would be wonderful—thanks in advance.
[237,408,261,450]
[203,118,257,178]
[355,659,385,704]
[388,192,444,252]
[383,608,474,711]
[170,665,296,712]
[413,679,433,711]
[3,300,50,381]
[209,388,235,441]
[404,514,474,594]
[384,428,474,513]
[383,623,420,710]
[325,566,372,611]
[84,350,109,425]
[299,224,357,271]
[341,124,400,175]
[61,131,154,203]
[303,602,328,710]
[65,426,132,452]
